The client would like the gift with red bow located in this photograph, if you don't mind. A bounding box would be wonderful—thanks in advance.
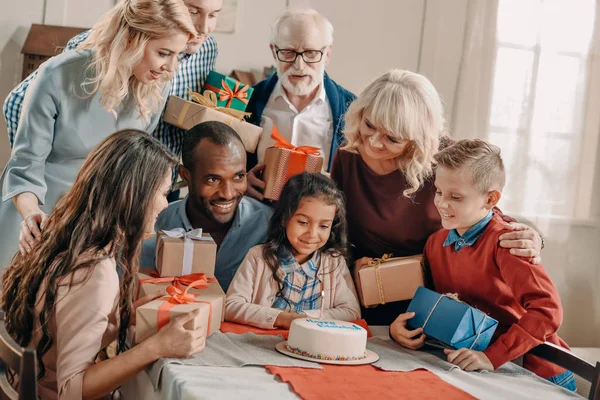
[135,272,225,344]
[262,126,324,201]
[202,71,254,112]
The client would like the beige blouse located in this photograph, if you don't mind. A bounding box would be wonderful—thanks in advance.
[225,245,361,329]
[31,257,120,400]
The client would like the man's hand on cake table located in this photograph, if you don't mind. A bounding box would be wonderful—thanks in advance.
[389,312,426,350]
[275,310,305,329]
[444,348,494,372]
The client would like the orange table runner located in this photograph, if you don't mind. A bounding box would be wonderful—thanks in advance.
[267,365,475,400]
[220,321,474,400]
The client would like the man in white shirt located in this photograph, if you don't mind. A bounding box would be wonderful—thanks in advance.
[245,8,356,200]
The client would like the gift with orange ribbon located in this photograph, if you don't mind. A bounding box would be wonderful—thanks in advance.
[135,270,217,300]
[356,254,425,307]
[202,71,254,111]
[262,125,325,201]
[135,273,225,344]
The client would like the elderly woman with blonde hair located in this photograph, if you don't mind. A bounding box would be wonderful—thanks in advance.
[0,0,197,268]
[331,69,543,324]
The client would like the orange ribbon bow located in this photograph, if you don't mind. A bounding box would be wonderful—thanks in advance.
[156,277,214,333]
[270,125,321,181]
[136,271,216,300]
[203,79,250,108]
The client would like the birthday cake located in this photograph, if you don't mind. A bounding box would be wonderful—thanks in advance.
[286,319,368,361]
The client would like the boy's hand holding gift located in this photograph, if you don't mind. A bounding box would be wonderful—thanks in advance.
[390,312,426,350]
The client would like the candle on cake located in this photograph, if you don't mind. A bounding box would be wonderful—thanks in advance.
[319,289,325,320]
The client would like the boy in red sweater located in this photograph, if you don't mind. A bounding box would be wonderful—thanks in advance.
[390,139,575,390]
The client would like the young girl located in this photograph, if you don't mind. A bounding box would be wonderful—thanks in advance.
[225,172,360,329]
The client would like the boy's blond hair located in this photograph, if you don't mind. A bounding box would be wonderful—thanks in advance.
[434,139,505,194]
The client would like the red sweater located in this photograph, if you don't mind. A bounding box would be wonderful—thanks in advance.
[424,214,568,378]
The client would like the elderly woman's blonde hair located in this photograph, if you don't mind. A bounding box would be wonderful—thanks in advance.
[78,0,196,121]
[342,69,446,197]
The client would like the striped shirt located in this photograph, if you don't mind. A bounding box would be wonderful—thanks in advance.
[272,251,324,313]
[2,30,218,157]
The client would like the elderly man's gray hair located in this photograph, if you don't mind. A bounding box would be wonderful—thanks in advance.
[270,8,334,46]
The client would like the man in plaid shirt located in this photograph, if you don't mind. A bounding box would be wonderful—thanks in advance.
[3,0,222,199]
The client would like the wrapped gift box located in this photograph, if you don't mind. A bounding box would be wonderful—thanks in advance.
[202,71,254,111]
[406,286,498,351]
[162,95,262,153]
[135,278,225,344]
[155,229,217,278]
[262,126,324,201]
[357,254,424,307]
[135,271,213,300]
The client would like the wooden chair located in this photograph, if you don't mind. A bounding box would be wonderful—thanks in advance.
[529,342,600,400]
[0,319,37,400]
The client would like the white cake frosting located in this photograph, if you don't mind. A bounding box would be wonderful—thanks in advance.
[286,319,367,361]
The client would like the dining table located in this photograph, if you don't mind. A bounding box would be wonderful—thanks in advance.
[120,323,584,400]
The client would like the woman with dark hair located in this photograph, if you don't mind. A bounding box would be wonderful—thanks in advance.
[1,130,206,399]
[224,172,360,329]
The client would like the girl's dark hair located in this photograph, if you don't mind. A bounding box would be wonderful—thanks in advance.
[1,129,177,379]
[262,172,348,306]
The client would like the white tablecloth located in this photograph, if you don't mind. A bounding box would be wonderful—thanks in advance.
[120,326,583,400]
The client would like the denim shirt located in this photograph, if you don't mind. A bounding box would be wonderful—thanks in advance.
[443,211,494,251]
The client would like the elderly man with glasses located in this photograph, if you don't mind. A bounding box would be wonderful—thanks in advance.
[245,8,356,200]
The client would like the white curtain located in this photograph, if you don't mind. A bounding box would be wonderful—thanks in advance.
[443,0,599,230]
[421,0,600,347]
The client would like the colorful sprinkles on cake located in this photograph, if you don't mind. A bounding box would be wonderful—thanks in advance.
[285,344,368,361]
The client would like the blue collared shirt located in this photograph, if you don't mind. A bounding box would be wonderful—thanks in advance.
[443,211,494,251]
[3,30,218,156]
[141,195,273,291]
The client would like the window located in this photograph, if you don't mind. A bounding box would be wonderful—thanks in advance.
[488,0,598,219]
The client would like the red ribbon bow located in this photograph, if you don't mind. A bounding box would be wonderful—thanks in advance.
[204,79,250,108]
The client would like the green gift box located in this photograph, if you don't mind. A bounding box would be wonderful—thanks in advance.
[202,71,254,112]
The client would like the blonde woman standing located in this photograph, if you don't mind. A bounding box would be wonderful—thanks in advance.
[331,70,544,325]
[0,0,197,269]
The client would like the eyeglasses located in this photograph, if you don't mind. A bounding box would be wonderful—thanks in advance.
[274,46,327,64]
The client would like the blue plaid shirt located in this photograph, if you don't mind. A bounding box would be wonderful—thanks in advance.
[272,251,324,313]
[2,29,218,157]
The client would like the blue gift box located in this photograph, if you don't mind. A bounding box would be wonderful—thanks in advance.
[406,286,498,351]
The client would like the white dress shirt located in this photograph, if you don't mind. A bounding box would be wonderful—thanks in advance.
[256,82,333,168]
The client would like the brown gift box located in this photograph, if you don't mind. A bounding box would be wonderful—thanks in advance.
[135,279,225,344]
[357,255,424,307]
[163,95,262,153]
[155,230,217,278]
[262,147,324,201]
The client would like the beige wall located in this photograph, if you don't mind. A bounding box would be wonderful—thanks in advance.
[0,0,598,346]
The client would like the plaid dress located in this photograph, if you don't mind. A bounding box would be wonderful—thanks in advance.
[271,251,324,313]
